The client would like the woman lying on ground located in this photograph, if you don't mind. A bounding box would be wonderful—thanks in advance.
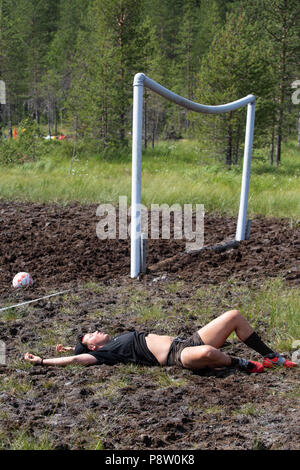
[24,309,297,373]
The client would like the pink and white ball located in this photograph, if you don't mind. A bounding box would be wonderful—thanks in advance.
[12,272,33,288]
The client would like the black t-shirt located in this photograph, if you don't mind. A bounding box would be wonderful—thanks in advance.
[87,331,159,366]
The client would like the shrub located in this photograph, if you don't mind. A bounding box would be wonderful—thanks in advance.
[0,118,53,165]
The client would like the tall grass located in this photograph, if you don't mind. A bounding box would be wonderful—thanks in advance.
[194,278,300,351]
[0,138,299,217]
[242,278,300,350]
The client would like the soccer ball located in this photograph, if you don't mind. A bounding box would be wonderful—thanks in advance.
[12,272,33,288]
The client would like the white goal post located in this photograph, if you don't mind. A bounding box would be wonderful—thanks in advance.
[131,73,256,278]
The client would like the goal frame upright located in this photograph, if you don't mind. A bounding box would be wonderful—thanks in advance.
[131,73,256,278]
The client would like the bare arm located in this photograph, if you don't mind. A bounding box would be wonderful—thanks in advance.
[24,352,97,367]
[55,344,75,353]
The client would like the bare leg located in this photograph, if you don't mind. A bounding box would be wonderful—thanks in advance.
[197,310,253,349]
[181,310,266,372]
[181,345,231,370]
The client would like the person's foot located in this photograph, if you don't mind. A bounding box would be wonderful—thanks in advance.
[245,360,264,373]
[263,353,298,369]
[232,357,264,373]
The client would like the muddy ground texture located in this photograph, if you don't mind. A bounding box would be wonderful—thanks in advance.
[0,202,299,450]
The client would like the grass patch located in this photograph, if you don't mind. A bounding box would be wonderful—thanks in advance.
[5,430,55,450]
[204,405,224,415]
[191,278,300,351]
[1,308,28,321]
[0,375,33,397]
[86,435,106,450]
[148,368,187,388]
[0,138,299,218]
[134,303,166,324]
[164,281,185,294]
[276,385,300,400]
[128,289,167,324]
[62,294,81,304]
[41,380,57,391]
[233,403,263,417]
[83,281,106,294]
[94,376,131,400]
[238,278,300,350]
[38,321,70,348]
[59,306,77,317]
[129,288,149,305]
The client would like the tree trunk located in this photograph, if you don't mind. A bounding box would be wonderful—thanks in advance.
[0,104,3,137]
[54,103,57,135]
[234,119,241,164]
[270,118,275,165]
[275,7,287,167]
[275,106,283,167]
[226,112,233,166]
[69,115,78,176]
[7,99,12,138]
[48,104,51,136]
[152,127,155,148]
[118,10,126,143]
[298,111,300,148]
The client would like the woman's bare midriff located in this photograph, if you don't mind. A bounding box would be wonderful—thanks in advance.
[145,334,174,365]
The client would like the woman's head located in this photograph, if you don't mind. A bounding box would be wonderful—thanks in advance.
[75,330,111,355]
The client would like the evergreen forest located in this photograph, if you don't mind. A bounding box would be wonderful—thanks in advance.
[0,0,299,166]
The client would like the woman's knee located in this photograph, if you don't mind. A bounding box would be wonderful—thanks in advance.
[181,345,215,368]
[200,345,216,359]
[225,309,242,322]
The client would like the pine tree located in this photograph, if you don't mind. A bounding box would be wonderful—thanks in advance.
[42,0,88,134]
[68,0,154,147]
[242,0,300,165]
[194,10,275,165]
[2,1,41,135]
[17,0,59,123]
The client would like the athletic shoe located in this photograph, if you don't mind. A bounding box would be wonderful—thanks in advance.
[263,353,298,369]
[246,360,264,373]
[236,358,264,373]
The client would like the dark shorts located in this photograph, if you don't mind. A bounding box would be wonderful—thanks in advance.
[166,332,204,367]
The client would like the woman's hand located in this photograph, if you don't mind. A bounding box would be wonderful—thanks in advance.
[24,352,42,365]
[55,344,74,353]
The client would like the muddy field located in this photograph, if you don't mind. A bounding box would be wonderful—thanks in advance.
[0,202,299,450]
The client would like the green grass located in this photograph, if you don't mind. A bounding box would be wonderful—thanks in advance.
[1,430,55,450]
[0,375,37,400]
[94,376,131,400]
[204,405,224,415]
[134,303,166,324]
[164,281,185,294]
[193,278,300,351]
[233,403,264,416]
[149,368,188,388]
[244,278,300,351]
[0,308,26,321]
[83,281,106,294]
[0,138,299,218]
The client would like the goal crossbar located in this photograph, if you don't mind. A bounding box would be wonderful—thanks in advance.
[131,73,256,278]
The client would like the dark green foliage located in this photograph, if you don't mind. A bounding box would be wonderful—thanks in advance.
[0,118,52,164]
[0,0,299,161]
[194,11,278,164]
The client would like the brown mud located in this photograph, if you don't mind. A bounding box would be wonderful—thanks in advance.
[0,201,299,295]
[0,202,299,450]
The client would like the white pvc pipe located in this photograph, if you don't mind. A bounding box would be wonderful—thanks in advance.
[235,101,256,241]
[131,78,144,278]
[140,73,255,114]
[131,73,256,278]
